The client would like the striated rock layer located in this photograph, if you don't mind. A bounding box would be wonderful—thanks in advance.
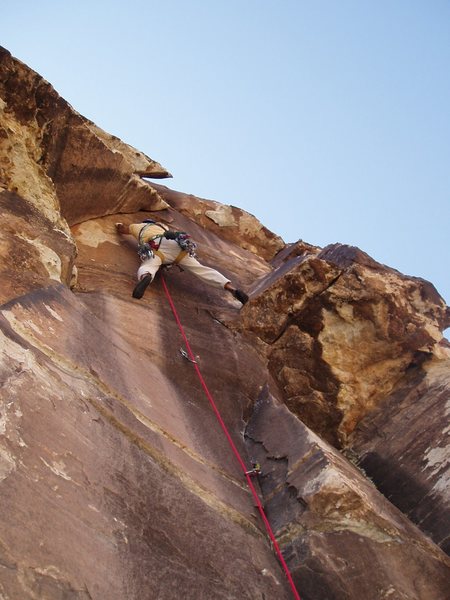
[1,47,449,599]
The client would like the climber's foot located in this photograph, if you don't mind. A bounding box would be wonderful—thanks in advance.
[132,274,152,299]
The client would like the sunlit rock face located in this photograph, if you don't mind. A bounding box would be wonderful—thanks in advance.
[1,46,449,599]
[0,46,170,228]
[0,188,75,304]
[150,182,285,261]
[239,242,449,446]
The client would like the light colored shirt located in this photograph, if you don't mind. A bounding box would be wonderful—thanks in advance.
[129,223,167,243]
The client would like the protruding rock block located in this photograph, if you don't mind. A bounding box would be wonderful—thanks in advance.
[0,46,171,227]
[241,243,449,445]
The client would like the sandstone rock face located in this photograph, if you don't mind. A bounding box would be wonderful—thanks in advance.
[0,283,291,600]
[0,46,171,227]
[151,182,285,261]
[245,389,450,600]
[0,188,76,304]
[239,242,449,446]
[1,47,450,600]
[350,357,450,554]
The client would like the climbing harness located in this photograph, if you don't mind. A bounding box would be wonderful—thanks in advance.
[137,223,197,264]
[163,229,198,257]
[173,232,197,257]
[160,274,301,600]
[137,222,166,261]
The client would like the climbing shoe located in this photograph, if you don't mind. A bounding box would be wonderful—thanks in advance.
[232,289,249,305]
[132,274,152,299]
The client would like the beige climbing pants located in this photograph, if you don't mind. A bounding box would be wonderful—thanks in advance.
[137,238,230,289]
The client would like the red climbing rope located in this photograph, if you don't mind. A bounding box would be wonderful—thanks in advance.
[160,275,301,600]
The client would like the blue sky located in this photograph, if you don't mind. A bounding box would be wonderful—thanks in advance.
[3,1,450,319]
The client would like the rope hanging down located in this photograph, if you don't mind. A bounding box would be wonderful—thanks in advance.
[160,275,301,600]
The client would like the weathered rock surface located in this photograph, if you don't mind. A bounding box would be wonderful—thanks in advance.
[350,356,450,554]
[0,188,76,304]
[0,283,291,600]
[150,182,285,261]
[239,242,449,445]
[1,47,450,599]
[245,389,450,600]
[0,46,171,227]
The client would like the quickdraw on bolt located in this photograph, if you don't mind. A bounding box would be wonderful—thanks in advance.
[179,348,198,364]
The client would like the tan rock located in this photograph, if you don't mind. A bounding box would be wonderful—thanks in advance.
[0,46,171,228]
[1,45,450,600]
[0,189,76,304]
[240,243,449,445]
[150,182,285,261]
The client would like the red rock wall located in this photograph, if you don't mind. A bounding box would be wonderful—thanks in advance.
[350,357,450,554]
[1,47,449,599]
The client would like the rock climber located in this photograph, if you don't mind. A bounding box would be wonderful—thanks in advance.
[115,219,249,304]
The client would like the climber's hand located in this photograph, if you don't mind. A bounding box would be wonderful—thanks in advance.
[115,223,128,235]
